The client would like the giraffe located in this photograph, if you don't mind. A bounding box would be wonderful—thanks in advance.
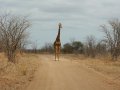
[54,23,62,61]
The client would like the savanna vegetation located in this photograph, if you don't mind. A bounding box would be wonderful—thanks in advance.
[0,13,39,90]
[38,19,120,61]
[0,12,120,90]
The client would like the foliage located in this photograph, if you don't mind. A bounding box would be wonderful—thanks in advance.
[101,19,120,60]
[62,41,83,54]
[0,14,30,63]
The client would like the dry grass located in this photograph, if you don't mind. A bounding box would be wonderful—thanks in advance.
[63,54,120,82]
[1,53,119,89]
[0,53,40,90]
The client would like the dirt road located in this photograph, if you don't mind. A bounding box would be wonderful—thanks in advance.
[26,55,120,90]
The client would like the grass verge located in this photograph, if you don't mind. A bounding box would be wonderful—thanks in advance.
[0,53,40,90]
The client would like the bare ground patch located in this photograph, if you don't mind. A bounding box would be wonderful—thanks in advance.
[62,54,120,83]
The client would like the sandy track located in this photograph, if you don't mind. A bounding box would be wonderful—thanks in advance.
[26,55,120,90]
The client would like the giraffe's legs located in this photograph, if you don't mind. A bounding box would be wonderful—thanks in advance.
[55,46,57,61]
[56,53,59,61]
[54,45,61,61]
[55,53,57,61]
[57,46,61,61]
[58,53,60,61]
[54,49,56,61]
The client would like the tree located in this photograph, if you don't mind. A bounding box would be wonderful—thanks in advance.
[0,14,31,63]
[72,41,83,54]
[62,41,84,54]
[84,35,96,58]
[96,40,107,55]
[0,35,3,52]
[101,19,120,60]
[62,43,73,53]
[31,41,38,53]
[40,43,54,53]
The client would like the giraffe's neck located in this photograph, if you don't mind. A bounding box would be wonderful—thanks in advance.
[57,28,60,38]
[56,27,61,41]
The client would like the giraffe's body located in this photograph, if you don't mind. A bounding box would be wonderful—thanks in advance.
[54,23,62,60]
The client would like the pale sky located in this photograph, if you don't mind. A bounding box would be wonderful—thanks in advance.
[0,0,120,48]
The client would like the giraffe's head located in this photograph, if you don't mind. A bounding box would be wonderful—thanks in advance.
[58,23,62,29]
